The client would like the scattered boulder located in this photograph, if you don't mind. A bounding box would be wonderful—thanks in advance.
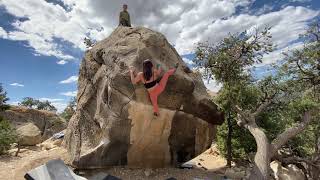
[24,159,86,180]
[0,106,66,145]
[16,123,42,146]
[270,161,305,180]
[39,131,65,150]
[64,26,224,168]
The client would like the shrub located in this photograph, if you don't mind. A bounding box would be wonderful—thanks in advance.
[0,116,16,155]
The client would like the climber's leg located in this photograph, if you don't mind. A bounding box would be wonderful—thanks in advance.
[149,91,159,115]
[158,68,175,93]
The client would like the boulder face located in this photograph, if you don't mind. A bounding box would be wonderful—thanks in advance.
[64,26,224,168]
[0,106,66,145]
[16,123,42,146]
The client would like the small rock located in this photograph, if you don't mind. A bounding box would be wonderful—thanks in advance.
[225,168,246,179]
[144,169,153,177]
[233,167,241,172]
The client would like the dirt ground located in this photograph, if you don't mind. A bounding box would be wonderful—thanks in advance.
[0,146,69,180]
[0,146,227,180]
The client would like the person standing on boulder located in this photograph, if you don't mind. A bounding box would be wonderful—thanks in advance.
[119,4,131,27]
[129,60,179,116]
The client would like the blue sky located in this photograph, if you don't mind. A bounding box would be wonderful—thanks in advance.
[0,0,319,111]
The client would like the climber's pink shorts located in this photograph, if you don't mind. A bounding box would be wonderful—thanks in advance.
[148,69,175,113]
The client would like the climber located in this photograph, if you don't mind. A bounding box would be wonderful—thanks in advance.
[129,60,179,116]
[119,4,131,27]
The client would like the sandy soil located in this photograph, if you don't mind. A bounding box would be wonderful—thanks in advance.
[83,167,225,180]
[185,145,227,172]
[0,146,69,180]
[0,146,227,180]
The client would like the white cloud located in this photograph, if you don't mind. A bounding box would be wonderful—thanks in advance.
[0,0,318,68]
[182,57,195,65]
[51,102,68,113]
[39,98,64,102]
[8,101,20,106]
[289,0,311,2]
[0,27,8,38]
[10,83,24,87]
[38,98,67,112]
[259,41,304,66]
[0,0,92,60]
[0,0,250,60]
[9,98,67,112]
[193,67,222,92]
[57,60,68,65]
[203,79,222,93]
[194,6,318,52]
[255,4,275,15]
[59,76,78,84]
[60,90,77,97]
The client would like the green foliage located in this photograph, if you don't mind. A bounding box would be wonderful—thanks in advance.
[0,116,16,155]
[195,27,273,85]
[36,100,57,111]
[280,22,320,88]
[196,22,320,162]
[0,84,10,111]
[215,83,263,160]
[60,97,76,121]
[195,28,274,162]
[275,22,320,157]
[0,85,16,155]
[19,97,38,108]
[216,116,256,160]
[19,97,57,111]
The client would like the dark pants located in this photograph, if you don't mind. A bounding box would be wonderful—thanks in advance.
[120,20,131,27]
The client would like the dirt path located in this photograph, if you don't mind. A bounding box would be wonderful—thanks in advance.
[0,146,68,180]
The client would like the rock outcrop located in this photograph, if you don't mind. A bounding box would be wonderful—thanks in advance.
[0,106,66,145]
[64,26,224,168]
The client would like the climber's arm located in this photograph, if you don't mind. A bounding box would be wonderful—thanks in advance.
[130,69,142,85]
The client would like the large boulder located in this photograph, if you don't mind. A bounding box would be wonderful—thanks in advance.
[0,106,66,145]
[16,123,42,146]
[64,26,224,168]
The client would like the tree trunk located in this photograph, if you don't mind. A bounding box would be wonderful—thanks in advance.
[235,106,313,180]
[271,111,312,156]
[247,122,270,180]
[227,111,232,167]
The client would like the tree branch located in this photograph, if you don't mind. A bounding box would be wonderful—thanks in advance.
[253,100,272,117]
[295,55,315,77]
[234,105,255,128]
[271,111,312,155]
[234,105,248,120]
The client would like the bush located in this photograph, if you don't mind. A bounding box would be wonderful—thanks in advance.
[216,118,256,160]
[0,116,16,155]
